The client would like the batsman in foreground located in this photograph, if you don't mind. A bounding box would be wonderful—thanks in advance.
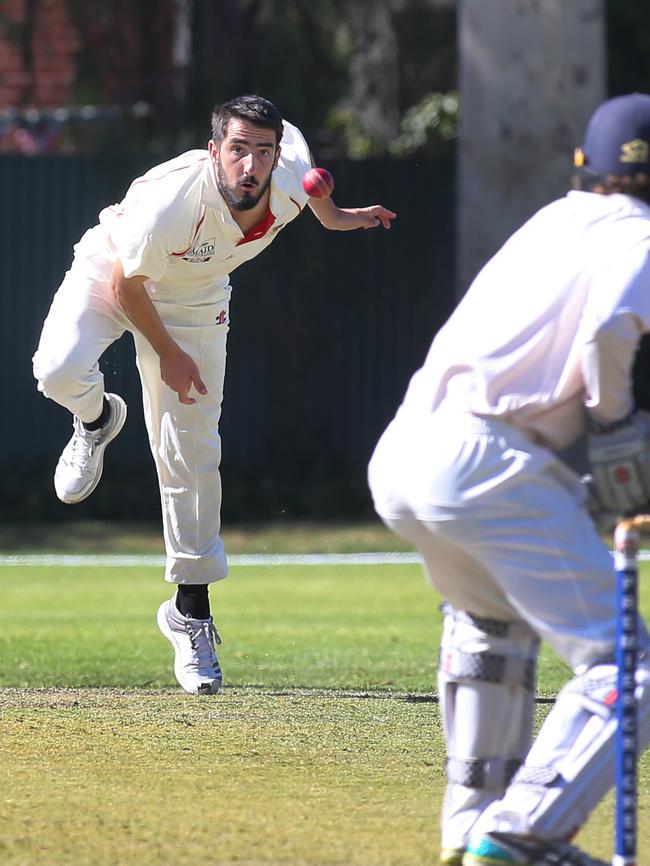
[33,94,395,695]
[369,93,650,866]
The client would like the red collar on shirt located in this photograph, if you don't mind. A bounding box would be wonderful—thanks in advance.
[237,209,276,245]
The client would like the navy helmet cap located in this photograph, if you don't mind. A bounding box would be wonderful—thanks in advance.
[574,92,650,176]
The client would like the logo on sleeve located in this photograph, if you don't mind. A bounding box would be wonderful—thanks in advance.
[183,237,216,263]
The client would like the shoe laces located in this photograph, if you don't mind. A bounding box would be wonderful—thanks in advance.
[185,618,222,673]
[68,417,101,465]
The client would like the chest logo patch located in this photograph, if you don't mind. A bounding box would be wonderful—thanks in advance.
[182,237,216,263]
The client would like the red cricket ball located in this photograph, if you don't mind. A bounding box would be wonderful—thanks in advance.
[302,167,334,198]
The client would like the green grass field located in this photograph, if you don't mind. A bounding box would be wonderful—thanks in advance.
[0,522,648,865]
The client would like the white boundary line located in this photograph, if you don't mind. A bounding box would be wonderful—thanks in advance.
[1,551,649,568]
[0,552,422,567]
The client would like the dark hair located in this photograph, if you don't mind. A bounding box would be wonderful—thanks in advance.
[211,95,284,145]
[571,167,650,205]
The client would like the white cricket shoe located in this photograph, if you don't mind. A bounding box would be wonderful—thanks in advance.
[157,596,223,695]
[439,847,465,866]
[462,832,608,865]
[54,393,127,504]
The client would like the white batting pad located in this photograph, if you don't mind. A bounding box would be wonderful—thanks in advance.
[438,605,540,850]
[478,659,650,840]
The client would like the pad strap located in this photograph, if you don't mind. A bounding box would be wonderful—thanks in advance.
[439,647,537,691]
[446,756,522,789]
[440,603,536,641]
[510,764,561,786]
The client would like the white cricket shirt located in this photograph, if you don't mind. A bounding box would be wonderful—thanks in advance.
[400,191,650,450]
[71,120,312,306]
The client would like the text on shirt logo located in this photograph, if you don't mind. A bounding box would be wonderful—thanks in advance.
[182,237,216,263]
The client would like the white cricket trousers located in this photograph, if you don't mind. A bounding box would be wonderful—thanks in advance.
[33,267,230,585]
[368,407,644,674]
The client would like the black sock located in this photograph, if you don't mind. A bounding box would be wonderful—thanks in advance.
[83,397,111,431]
[176,584,211,619]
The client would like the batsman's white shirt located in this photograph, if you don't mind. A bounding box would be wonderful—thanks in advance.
[34,121,311,584]
[369,191,650,672]
[402,190,650,448]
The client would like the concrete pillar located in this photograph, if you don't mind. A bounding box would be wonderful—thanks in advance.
[457,0,605,293]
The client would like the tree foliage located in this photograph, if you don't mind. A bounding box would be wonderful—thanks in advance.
[4,0,650,158]
[184,0,458,158]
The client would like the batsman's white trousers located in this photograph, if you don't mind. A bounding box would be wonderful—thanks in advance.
[33,267,229,585]
[368,407,639,674]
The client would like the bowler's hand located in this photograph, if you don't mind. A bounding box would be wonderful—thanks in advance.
[160,346,208,405]
[357,205,396,229]
[308,197,396,231]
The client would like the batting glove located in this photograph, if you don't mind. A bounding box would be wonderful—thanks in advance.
[587,410,650,515]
